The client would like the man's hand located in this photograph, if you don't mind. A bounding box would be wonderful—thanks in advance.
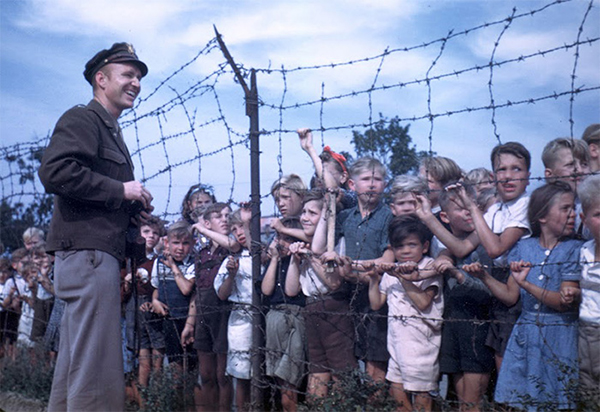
[123,181,153,210]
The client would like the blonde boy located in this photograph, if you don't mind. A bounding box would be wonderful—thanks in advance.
[335,157,393,383]
[389,175,428,217]
[542,137,591,190]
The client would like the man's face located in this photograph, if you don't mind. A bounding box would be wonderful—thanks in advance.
[97,62,142,116]
[276,188,303,217]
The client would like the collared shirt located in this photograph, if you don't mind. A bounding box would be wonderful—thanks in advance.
[580,239,600,323]
[484,193,531,266]
[214,249,254,304]
[336,202,393,260]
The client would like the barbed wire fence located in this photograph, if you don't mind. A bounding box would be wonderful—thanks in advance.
[1,0,599,410]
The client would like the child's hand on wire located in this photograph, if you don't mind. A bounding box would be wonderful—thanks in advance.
[462,262,487,279]
[510,260,531,286]
[267,239,279,260]
[297,128,313,152]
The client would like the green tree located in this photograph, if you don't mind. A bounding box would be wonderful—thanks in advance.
[1,144,53,252]
[351,114,428,176]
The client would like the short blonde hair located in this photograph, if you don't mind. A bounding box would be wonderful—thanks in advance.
[542,138,590,169]
[389,175,427,200]
[349,157,387,181]
[22,227,45,243]
[420,156,463,187]
[578,174,600,214]
[270,174,307,200]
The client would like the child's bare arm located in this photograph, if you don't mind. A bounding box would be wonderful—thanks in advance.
[273,224,310,243]
[463,261,519,306]
[181,297,196,345]
[310,200,329,255]
[368,271,386,311]
[414,193,478,258]
[261,240,279,296]
[164,256,194,296]
[216,256,239,301]
[193,221,241,253]
[284,243,305,297]
[151,288,169,316]
[511,260,578,312]
[401,280,438,312]
[312,251,348,291]
[456,185,526,258]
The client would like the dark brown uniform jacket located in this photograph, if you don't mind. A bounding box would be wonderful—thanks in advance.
[39,99,137,261]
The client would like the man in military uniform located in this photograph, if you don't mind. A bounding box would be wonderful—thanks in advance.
[39,42,153,411]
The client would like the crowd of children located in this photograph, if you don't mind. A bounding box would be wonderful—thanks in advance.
[1,124,599,411]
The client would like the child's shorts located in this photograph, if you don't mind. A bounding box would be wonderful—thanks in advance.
[125,295,164,350]
[303,296,357,374]
[440,317,495,374]
[194,288,230,354]
[265,304,306,387]
[227,305,252,380]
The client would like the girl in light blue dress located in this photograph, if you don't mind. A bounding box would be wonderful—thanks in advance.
[463,182,582,410]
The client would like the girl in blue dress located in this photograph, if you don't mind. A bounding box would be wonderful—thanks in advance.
[463,182,582,410]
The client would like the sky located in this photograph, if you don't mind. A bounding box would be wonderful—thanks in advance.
[1,0,599,220]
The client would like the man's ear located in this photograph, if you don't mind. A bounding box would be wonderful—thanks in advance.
[94,69,108,89]
[544,168,554,179]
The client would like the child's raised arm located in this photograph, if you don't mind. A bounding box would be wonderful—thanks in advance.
[261,240,280,296]
[414,193,478,258]
[193,221,241,253]
[456,184,526,259]
[284,242,307,297]
[298,128,339,190]
[271,218,310,243]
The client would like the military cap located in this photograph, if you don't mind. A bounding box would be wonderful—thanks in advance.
[84,42,148,85]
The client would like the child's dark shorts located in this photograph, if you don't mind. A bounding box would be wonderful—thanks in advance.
[303,296,357,374]
[440,316,495,374]
[193,288,230,354]
[125,295,164,350]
